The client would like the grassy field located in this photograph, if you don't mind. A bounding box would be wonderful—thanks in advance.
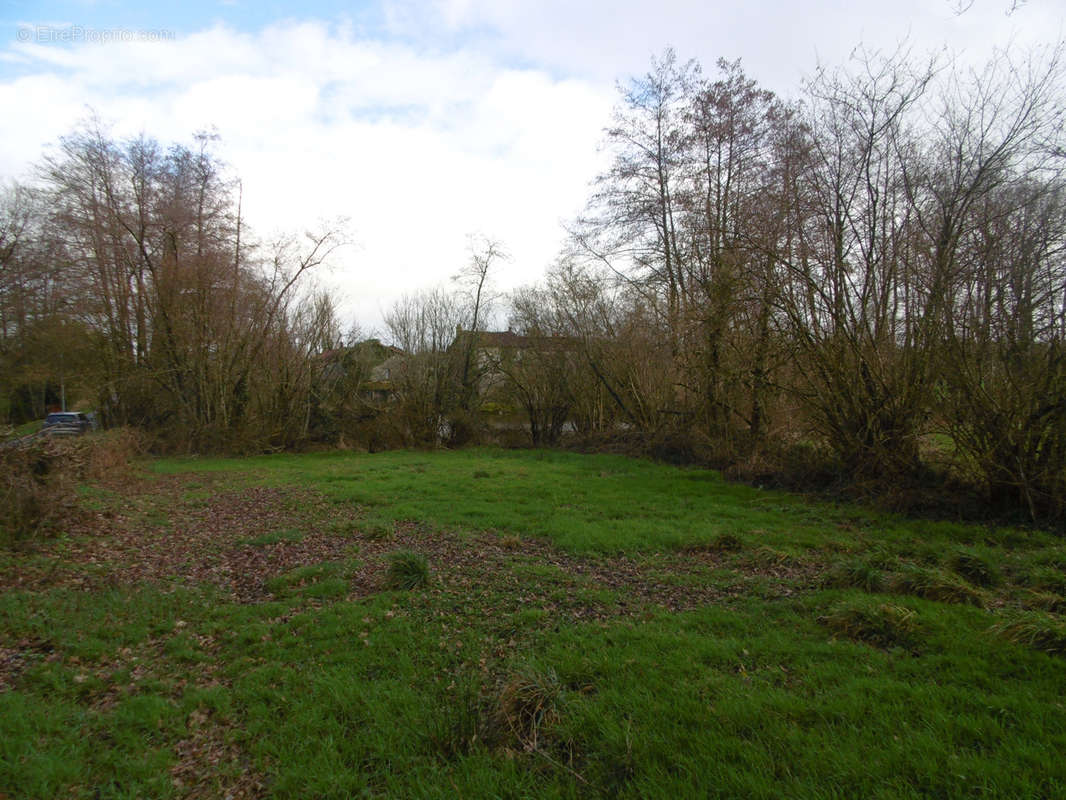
[2,447,1065,798]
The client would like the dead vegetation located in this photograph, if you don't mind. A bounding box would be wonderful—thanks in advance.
[0,429,142,549]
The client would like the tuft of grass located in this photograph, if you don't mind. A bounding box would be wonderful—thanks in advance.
[992,612,1066,656]
[1022,566,1066,595]
[889,565,985,607]
[491,666,563,752]
[326,518,360,536]
[240,528,303,547]
[498,533,523,550]
[823,558,884,592]
[362,520,394,541]
[384,550,430,590]
[710,532,744,552]
[682,532,744,554]
[749,545,795,568]
[429,679,488,760]
[473,470,491,479]
[265,562,354,598]
[819,603,921,650]
[949,549,1001,587]
[1020,589,1066,613]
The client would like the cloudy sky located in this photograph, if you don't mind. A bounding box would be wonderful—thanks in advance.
[1,0,1062,332]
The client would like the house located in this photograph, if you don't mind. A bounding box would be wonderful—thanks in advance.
[316,340,405,403]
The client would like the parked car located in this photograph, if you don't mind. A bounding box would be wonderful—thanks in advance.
[41,411,93,436]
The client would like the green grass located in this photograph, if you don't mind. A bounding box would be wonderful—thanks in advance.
[240,527,305,547]
[1,447,1064,798]
[151,448,1048,555]
[384,550,430,589]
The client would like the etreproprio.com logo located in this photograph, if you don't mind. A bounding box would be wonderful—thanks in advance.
[16,25,176,44]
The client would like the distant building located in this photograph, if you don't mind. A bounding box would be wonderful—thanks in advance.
[316,339,405,403]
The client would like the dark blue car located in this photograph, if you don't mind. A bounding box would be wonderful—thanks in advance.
[42,412,92,436]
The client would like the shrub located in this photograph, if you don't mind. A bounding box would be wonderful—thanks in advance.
[819,603,921,650]
[80,428,143,480]
[384,550,430,589]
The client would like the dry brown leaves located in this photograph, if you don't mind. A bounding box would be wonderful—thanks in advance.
[171,708,266,800]
[4,471,820,610]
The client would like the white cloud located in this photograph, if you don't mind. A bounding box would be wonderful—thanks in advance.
[0,20,614,331]
[2,0,1061,331]
[397,0,1063,91]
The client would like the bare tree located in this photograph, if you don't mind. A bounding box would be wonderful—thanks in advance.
[383,288,465,444]
[453,234,507,415]
[27,118,347,449]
